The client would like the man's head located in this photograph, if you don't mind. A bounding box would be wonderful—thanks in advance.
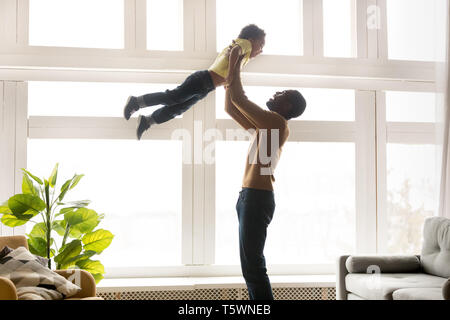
[266,90,307,120]
[238,24,266,58]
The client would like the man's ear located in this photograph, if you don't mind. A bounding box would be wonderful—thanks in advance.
[282,102,292,119]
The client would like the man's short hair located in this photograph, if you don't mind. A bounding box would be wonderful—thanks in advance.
[238,24,266,40]
[286,90,306,120]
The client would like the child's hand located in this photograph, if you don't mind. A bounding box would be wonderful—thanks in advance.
[225,40,237,57]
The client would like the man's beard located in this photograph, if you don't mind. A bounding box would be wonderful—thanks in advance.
[266,100,274,110]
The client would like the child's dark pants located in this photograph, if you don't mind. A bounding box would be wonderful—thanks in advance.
[142,70,215,124]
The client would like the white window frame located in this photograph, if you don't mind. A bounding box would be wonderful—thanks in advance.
[0,0,439,277]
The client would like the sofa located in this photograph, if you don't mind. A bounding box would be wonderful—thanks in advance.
[0,235,102,300]
[337,216,450,300]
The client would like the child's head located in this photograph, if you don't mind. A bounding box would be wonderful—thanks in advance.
[238,24,266,58]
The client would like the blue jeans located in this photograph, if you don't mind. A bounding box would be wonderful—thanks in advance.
[142,70,215,124]
[236,187,276,300]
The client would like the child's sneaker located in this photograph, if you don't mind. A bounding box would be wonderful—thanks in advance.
[123,96,140,120]
[136,115,156,140]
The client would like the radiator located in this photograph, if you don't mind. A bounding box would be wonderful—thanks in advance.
[97,286,336,300]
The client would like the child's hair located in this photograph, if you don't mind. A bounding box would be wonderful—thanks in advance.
[238,24,266,40]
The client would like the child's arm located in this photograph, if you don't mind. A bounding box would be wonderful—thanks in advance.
[225,43,243,87]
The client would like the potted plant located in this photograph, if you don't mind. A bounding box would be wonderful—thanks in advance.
[0,163,114,283]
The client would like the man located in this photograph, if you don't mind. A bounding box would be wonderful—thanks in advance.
[225,56,306,300]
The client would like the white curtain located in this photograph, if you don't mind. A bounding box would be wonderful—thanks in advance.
[438,0,450,218]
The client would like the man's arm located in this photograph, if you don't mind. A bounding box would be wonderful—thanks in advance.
[225,87,256,130]
[228,57,273,129]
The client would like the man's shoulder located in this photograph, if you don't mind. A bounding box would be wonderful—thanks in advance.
[269,111,289,129]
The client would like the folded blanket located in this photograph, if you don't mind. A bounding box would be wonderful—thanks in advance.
[0,247,81,300]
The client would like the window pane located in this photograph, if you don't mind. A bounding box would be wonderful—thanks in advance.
[216,87,355,121]
[29,0,124,48]
[216,141,356,264]
[323,0,356,57]
[387,0,445,61]
[27,139,182,267]
[216,0,303,55]
[385,144,438,254]
[386,91,437,123]
[147,0,183,51]
[215,141,250,265]
[28,82,180,118]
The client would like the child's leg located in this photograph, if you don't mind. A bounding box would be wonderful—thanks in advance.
[136,95,203,140]
[151,96,201,124]
[125,70,213,120]
[141,71,209,107]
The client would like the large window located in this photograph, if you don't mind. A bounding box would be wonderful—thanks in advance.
[28,82,178,118]
[29,0,124,48]
[147,0,183,51]
[216,0,303,55]
[0,0,444,278]
[216,141,356,265]
[387,0,445,61]
[322,0,357,57]
[27,139,183,267]
[385,144,438,254]
[216,87,355,121]
[386,91,437,123]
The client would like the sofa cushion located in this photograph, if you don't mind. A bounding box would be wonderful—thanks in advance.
[345,255,421,273]
[347,293,365,300]
[345,273,446,300]
[0,247,81,300]
[421,217,450,278]
[392,288,443,300]
[0,246,49,268]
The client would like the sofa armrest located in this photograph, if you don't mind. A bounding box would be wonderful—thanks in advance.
[336,255,350,300]
[345,255,421,273]
[0,276,18,300]
[55,269,96,298]
[443,278,450,300]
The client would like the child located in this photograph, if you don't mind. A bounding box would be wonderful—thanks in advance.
[123,24,266,140]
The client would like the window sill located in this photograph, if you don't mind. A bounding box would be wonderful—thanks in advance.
[97,275,336,292]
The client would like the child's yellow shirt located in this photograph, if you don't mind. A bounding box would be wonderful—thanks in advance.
[208,38,252,79]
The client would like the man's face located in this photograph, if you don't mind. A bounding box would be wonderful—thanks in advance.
[266,90,292,117]
[250,37,265,58]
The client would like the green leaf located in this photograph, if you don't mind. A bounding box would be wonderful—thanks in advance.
[21,168,43,185]
[22,174,39,196]
[55,207,74,218]
[28,237,48,257]
[49,163,59,188]
[1,214,28,227]
[69,174,84,190]
[76,258,105,283]
[69,228,83,239]
[0,205,12,214]
[52,220,66,236]
[8,194,45,220]
[92,273,104,284]
[60,250,96,269]
[54,239,82,265]
[61,200,91,208]
[28,222,47,239]
[65,208,100,234]
[44,180,50,205]
[58,178,72,202]
[82,229,114,254]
